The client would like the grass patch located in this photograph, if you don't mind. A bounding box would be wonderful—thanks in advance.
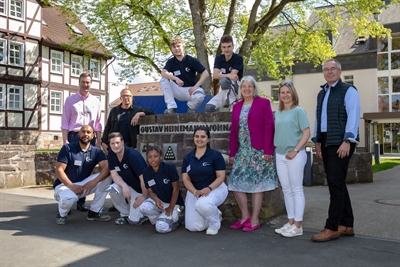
[372,158,400,173]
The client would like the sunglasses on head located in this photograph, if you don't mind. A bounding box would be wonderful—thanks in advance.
[279,82,293,87]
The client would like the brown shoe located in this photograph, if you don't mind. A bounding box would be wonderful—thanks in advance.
[338,225,355,236]
[311,228,340,242]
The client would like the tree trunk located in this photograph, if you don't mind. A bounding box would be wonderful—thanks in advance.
[188,0,212,93]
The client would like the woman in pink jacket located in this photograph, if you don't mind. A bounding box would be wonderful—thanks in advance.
[229,76,278,232]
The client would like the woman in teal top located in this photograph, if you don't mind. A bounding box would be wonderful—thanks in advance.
[274,82,310,238]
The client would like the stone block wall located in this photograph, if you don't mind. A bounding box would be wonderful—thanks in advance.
[0,145,36,188]
[0,130,63,149]
[35,152,58,185]
[312,152,373,185]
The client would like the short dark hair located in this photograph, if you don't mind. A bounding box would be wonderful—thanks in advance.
[146,146,163,157]
[108,132,123,142]
[79,72,93,82]
[220,35,233,44]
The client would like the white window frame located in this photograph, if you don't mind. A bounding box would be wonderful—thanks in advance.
[7,84,23,110]
[9,0,24,20]
[0,39,6,64]
[8,41,23,66]
[90,59,100,80]
[49,90,62,114]
[51,50,63,74]
[0,83,5,109]
[271,85,279,103]
[344,75,354,86]
[71,55,83,77]
[0,0,6,16]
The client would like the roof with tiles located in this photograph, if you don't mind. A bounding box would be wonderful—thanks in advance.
[41,4,112,57]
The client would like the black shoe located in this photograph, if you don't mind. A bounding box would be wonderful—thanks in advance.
[56,213,67,225]
[87,210,111,222]
[108,206,118,212]
[77,204,88,212]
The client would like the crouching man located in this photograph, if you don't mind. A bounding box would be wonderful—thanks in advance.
[106,132,149,225]
[54,125,112,225]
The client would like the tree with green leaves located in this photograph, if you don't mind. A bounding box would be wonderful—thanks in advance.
[45,0,399,93]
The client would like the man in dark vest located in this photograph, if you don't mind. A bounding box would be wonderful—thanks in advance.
[311,58,360,242]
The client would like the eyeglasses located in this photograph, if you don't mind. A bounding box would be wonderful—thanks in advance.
[279,82,293,88]
[120,95,132,98]
[323,67,340,72]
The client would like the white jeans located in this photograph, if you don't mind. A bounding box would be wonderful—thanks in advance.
[276,151,307,222]
[139,198,182,233]
[159,78,205,110]
[54,174,112,217]
[205,78,239,111]
[107,183,146,223]
[185,182,228,232]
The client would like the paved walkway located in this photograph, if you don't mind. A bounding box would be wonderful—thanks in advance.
[1,166,399,267]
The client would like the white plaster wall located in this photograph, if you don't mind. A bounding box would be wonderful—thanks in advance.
[26,1,40,19]
[71,77,79,86]
[64,67,70,84]
[101,74,106,91]
[0,66,5,75]
[8,68,23,76]
[25,41,38,64]
[42,63,49,82]
[8,20,24,34]
[25,110,38,128]
[24,84,37,108]
[91,80,100,90]
[8,113,23,127]
[0,112,5,127]
[49,115,62,131]
[50,74,63,84]
[41,106,48,131]
[0,17,6,29]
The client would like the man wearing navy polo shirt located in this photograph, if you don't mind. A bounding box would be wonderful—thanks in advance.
[54,125,112,225]
[106,132,149,225]
[205,35,243,112]
[160,37,209,114]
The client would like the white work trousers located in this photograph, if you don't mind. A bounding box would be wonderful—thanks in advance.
[185,182,228,232]
[159,78,205,110]
[276,151,307,222]
[107,183,146,223]
[206,78,239,110]
[139,198,182,233]
[54,174,112,217]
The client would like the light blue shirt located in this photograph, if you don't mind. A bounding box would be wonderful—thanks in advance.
[313,80,360,143]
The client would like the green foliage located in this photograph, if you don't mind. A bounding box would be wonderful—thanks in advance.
[372,158,400,173]
[46,0,400,85]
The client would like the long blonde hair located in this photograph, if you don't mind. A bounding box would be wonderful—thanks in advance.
[278,82,299,111]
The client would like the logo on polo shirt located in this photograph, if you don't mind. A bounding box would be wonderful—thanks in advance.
[229,67,232,72]
[185,67,190,72]
[202,162,210,166]
[123,164,128,169]
[163,178,170,184]
[86,157,92,162]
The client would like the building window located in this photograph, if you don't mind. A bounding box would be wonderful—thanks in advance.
[0,0,6,16]
[7,85,23,110]
[271,85,279,102]
[71,55,83,77]
[0,84,4,109]
[51,50,63,74]
[8,41,23,66]
[50,91,62,114]
[90,59,100,80]
[0,39,6,64]
[377,34,400,112]
[344,75,354,86]
[9,0,23,19]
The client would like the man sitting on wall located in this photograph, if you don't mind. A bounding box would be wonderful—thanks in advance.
[53,125,112,225]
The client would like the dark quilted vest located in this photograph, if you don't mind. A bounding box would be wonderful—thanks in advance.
[316,79,357,146]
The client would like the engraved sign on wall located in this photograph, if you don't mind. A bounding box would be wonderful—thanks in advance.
[140,142,154,160]
[163,143,177,162]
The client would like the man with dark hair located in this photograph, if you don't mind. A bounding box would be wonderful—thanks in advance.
[106,132,149,225]
[311,58,360,242]
[101,89,154,155]
[160,37,209,114]
[54,125,112,225]
[205,35,243,112]
[61,71,103,212]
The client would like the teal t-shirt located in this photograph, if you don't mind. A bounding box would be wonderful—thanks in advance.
[274,106,310,155]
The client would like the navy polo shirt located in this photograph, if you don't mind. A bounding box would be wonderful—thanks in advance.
[163,54,206,87]
[214,53,244,80]
[143,162,184,206]
[53,143,107,188]
[181,148,226,190]
[108,146,147,193]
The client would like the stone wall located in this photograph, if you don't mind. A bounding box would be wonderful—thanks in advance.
[137,112,286,223]
[0,130,64,149]
[0,145,36,188]
[35,152,58,185]
[312,152,373,185]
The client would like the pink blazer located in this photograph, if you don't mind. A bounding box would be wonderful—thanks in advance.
[229,97,275,157]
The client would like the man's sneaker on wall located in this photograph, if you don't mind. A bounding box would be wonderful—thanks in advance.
[87,210,111,222]
[55,213,67,225]
[187,108,195,114]
[164,108,176,114]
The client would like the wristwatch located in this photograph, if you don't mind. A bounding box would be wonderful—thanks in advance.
[344,140,351,144]
[294,148,299,153]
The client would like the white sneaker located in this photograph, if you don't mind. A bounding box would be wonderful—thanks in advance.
[218,209,222,221]
[275,223,291,234]
[206,227,219,235]
[281,225,303,237]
